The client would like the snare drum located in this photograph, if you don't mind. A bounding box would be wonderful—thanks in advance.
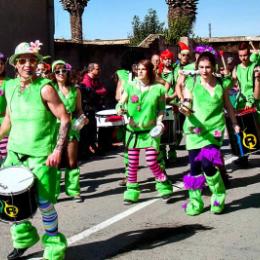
[96,109,127,127]
[226,108,260,156]
[0,167,37,223]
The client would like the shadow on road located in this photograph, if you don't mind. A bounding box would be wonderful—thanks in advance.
[66,224,213,260]
[224,192,260,214]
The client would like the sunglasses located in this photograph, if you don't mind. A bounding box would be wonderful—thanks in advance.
[17,58,38,65]
[54,69,67,75]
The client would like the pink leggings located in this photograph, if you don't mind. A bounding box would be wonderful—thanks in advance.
[127,147,167,183]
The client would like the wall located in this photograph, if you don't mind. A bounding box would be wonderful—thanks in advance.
[0,0,54,66]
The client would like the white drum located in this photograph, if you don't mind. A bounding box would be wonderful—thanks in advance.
[0,167,37,223]
[96,109,128,127]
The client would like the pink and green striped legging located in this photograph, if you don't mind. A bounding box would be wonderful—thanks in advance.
[127,147,167,183]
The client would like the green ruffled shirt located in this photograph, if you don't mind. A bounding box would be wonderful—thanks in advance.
[236,61,256,109]
[183,75,232,150]
[124,80,166,150]
[54,84,80,141]
[173,62,195,82]
[161,71,175,96]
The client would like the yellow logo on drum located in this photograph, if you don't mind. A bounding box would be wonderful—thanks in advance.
[242,129,257,150]
[4,201,19,218]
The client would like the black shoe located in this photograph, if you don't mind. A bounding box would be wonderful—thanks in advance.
[7,248,28,260]
[234,156,249,168]
[118,177,127,186]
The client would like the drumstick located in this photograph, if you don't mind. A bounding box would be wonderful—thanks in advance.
[249,41,256,51]
[219,50,227,71]
[235,133,244,157]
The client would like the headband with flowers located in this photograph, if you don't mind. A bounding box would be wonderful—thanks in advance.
[194,45,218,58]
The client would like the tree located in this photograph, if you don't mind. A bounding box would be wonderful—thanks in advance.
[165,0,198,44]
[129,9,165,46]
[60,0,90,42]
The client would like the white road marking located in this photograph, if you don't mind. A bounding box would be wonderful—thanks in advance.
[67,155,237,246]
[68,198,158,245]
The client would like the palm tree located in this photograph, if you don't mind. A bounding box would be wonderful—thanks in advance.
[165,0,198,29]
[60,0,90,42]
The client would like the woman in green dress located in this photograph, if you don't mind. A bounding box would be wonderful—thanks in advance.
[52,60,88,203]
[117,59,173,204]
[181,52,240,215]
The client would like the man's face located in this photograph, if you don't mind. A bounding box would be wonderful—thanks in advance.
[92,64,100,77]
[162,58,172,68]
[238,49,249,66]
[180,52,190,65]
[151,55,160,69]
[15,54,38,79]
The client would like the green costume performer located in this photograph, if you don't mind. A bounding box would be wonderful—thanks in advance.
[4,77,67,259]
[53,83,81,200]
[182,75,232,215]
[118,79,173,203]
[160,70,178,163]
[235,60,257,109]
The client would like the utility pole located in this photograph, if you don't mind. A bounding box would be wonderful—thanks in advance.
[209,23,212,38]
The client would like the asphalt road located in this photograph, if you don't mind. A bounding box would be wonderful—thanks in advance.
[1,139,260,260]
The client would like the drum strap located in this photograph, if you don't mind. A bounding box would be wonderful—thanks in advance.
[14,152,29,163]
[125,128,150,148]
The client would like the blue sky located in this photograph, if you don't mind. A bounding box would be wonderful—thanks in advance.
[54,0,260,40]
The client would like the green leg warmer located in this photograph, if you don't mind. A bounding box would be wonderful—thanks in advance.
[10,221,39,249]
[42,232,67,260]
[186,190,204,216]
[205,170,226,214]
[65,168,80,197]
[155,180,173,198]
[55,170,62,202]
[123,183,140,203]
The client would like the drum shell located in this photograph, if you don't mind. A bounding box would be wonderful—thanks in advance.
[226,109,260,156]
[0,180,37,223]
[161,107,182,145]
[96,109,127,127]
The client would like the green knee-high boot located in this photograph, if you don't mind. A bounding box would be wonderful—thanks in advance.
[155,179,173,199]
[124,183,140,203]
[65,168,80,197]
[55,170,62,202]
[183,174,205,216]
[42,232,67,260]
[10,221,39,249]
[205,170,226,214]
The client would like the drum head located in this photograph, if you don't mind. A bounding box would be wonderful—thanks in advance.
[0,167,34,195]
[96,109,117,116]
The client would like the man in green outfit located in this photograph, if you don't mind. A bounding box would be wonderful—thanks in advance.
[233,42,258,167]
[158,49,178,165]
[0,41,70,260]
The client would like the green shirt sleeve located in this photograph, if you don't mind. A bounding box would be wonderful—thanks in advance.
[250,52,260,65]
[221,76,232,90]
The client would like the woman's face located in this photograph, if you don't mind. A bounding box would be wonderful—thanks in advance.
[54,64,67,83]
[0,60,5,75]
[137,64,148,81]
[198,58,214,79]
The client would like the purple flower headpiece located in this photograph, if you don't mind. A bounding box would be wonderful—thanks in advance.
[0,52,6,63]
[65,63,72,71]
[195,44,218,58]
